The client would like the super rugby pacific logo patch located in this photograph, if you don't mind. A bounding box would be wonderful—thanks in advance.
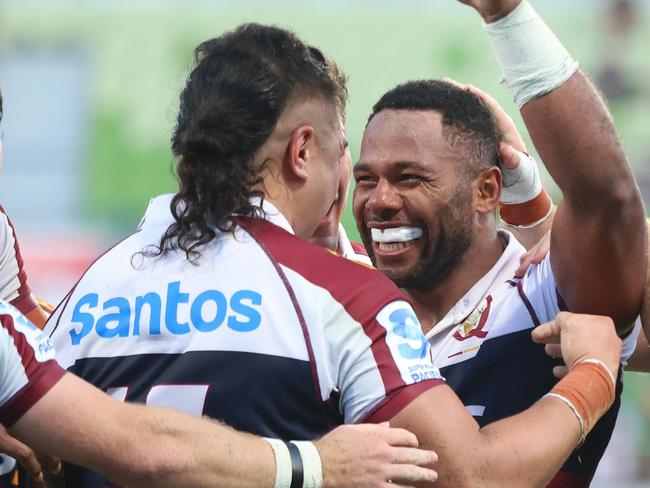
[0,301,56,362]
[375,300,443,384]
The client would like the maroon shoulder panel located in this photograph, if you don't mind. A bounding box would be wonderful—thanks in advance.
[0,314,66,426]
[240,218,440,399]
[0,205,34,313]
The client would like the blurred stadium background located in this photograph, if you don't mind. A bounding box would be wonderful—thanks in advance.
[1,0,649,485]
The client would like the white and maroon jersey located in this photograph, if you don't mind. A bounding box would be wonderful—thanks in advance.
[45,194,442,484]
[0,300,63,425]
[426,231,639,487]
[0,206,37,316]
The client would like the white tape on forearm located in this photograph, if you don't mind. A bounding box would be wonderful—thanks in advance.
[264,438,292,488]
[290,441,323,488]
[483,0,579,108]
[500,150,543,205]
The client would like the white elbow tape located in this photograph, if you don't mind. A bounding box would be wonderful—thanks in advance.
[290,441,323,488]
[483,0,579,108]
[500,150,543,205]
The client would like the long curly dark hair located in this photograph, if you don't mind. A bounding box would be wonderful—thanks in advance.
[153,23,347,263]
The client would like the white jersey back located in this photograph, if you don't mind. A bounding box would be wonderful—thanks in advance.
[46,195,443,441]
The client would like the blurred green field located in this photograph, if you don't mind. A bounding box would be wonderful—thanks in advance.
[3,1,650,233]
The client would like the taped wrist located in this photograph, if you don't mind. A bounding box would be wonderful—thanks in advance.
[500,150,543,205]
[500,189,552,227]
[483,0,579,108]
[499,149,552,226]
[264,438,323,488]
[544,360,616,446]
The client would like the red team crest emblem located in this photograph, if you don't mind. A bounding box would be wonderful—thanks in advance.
[453,295,492,342]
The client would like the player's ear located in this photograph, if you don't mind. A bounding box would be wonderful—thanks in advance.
[286,125,315,182]
[473,166,501,214]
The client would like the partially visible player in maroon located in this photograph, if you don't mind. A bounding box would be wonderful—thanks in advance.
[0,206,50,330]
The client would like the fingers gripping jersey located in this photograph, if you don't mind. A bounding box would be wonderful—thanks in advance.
[45,195,443,487]
[0,206,37,316]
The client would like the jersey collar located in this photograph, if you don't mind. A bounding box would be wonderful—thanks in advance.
[425,230,526,340]
[137,194,175,230]
[250,197,295,235]
[137,194,296,236]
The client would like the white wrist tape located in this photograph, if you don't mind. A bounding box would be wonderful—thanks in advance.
[500,150,543,205]
[290,441,323,488]
[483,0,579,108]
[264,438,292,488]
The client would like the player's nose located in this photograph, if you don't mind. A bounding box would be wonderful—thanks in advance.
[365,179,403,216]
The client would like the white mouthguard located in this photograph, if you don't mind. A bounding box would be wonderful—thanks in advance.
[371,227,423,243]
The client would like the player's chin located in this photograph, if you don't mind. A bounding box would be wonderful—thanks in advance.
[372,236,423,264]
[373,245,423,281]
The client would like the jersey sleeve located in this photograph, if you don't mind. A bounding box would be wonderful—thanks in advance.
[241,219,445,425]
[0,206,37,315]
[521,253,641,361]
[621,318,642,366]
[0,302,65,426]
[329,298,444,424]
[519,253,563,325]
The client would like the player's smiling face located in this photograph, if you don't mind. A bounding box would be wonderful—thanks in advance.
[353,109,474,289]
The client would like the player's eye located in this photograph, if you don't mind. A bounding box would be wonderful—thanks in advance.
[354,174,375,185]
[399,173,422,184]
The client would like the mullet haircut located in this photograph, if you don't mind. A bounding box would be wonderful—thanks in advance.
[153,23,347,263]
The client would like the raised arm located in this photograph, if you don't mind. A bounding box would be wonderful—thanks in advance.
[465,0,646,330]
[629,219,650,371]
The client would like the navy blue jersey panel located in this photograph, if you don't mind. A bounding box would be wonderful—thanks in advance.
[69,351,338,438]
[441,328,557,425]
[63,351,341,487]
[441,328,622,480]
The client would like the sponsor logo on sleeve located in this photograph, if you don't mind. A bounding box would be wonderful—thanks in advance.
[5,305,56,362]
[376,301,443,385]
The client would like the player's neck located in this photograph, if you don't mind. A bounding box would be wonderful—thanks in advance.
[404,231,504,333]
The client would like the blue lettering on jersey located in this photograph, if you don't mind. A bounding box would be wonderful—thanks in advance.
[69,281,262,345]
[389,308,428,360]
[96,297,131,339]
